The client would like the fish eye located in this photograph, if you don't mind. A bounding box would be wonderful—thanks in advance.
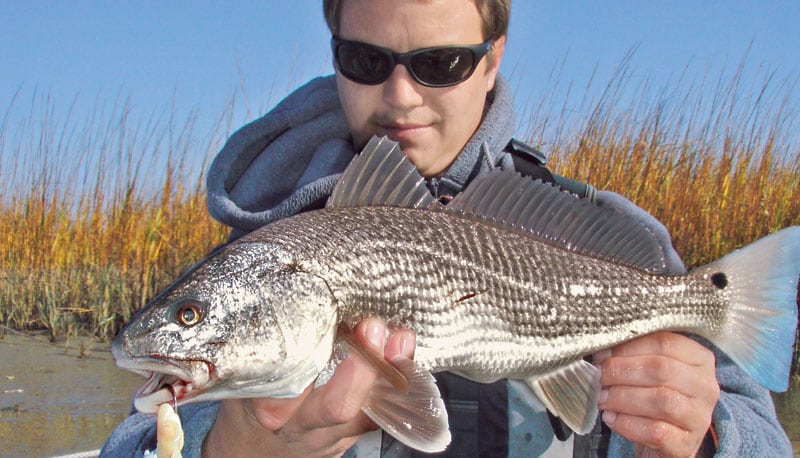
[175,302,204,327]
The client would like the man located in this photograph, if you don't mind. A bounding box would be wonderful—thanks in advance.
[102,1,791,456]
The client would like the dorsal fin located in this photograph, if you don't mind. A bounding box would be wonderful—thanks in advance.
[448,170,668,273]
[328,136,436,209]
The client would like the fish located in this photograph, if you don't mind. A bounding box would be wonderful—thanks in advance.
[112,135,800,453]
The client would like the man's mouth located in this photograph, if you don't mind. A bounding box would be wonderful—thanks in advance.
[381,123,429,140]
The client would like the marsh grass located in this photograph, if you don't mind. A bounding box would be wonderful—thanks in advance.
[1,60,798,381]
[535,57,800,267]
[0,89,231,340]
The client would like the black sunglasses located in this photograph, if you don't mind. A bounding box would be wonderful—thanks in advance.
[331,37,493,88]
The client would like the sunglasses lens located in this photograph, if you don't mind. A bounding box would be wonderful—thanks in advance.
[411,48,476,86]
[333,38,488,87]
[335,42,393,85]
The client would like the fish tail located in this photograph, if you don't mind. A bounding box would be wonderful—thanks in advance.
[698,226,800,392]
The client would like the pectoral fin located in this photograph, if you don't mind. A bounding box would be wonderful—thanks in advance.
[362,357,451,453]
[337,322,450,452]
[337,322,409,393]
[525,359,601,435]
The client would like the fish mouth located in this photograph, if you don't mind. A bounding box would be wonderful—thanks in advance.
[118,357,214,414]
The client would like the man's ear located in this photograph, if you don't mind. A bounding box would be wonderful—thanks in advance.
[486,34,506,91]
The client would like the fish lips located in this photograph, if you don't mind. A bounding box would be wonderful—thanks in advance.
[117,356,214,414]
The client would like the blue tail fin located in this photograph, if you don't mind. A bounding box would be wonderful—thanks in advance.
[698,226,800,392]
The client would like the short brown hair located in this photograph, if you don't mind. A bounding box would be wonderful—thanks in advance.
[322,0,511,40]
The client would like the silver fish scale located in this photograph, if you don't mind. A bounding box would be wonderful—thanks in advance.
[238,204,725,381]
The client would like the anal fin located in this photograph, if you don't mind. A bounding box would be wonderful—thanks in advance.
[525,359,601,435]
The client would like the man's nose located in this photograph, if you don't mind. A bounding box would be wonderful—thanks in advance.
[382,65,425,109]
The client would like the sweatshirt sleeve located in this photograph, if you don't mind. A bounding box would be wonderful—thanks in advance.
[100,402,220,458]
[711,349,792,456]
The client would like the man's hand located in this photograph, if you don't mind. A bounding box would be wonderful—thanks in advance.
[595,331,720,458]
[203,318,416,458]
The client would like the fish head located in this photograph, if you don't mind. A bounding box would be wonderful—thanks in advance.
[112,240,339,413]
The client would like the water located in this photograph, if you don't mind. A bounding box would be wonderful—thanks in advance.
[0,333,141,458]
[0,332,798,457]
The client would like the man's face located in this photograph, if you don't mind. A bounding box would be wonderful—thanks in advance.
[335,0,506,177]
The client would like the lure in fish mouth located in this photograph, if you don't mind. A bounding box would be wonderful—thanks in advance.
[114,351,214,414]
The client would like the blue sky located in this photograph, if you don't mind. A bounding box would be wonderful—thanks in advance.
[2,1,799,153]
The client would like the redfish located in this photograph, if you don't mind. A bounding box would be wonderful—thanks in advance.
[113,136,799,453]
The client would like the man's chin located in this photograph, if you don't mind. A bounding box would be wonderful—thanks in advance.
[401,148,451,178]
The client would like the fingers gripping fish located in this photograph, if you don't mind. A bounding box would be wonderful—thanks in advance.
[113,136,800,453]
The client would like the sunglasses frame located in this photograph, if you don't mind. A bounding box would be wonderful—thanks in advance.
[331,37,494,88]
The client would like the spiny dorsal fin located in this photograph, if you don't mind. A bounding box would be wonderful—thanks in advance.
[448,170,668,273]
[328,136,436,209]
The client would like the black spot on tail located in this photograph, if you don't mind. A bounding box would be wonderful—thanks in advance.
[711,272,728,289]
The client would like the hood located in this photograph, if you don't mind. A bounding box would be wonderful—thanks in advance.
[206,74,516,239]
